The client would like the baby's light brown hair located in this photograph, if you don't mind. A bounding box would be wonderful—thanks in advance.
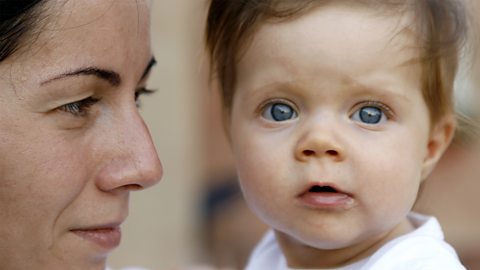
[205,0,467,125]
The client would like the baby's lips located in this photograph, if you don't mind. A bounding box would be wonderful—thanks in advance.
[297,181,353,197]
[298,190,355,209]
[295,181,356,209]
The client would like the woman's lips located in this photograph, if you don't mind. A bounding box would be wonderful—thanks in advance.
[71,226,121,250]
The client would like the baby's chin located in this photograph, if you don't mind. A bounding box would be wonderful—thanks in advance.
[274,226,359,249]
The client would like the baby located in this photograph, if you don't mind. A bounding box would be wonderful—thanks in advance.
[205,0,467,269]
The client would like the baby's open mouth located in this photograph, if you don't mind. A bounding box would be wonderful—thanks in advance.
[298,183,355,209]
[309,185,338,193]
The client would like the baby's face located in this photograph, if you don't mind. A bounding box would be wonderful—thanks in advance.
[228,3,444,265]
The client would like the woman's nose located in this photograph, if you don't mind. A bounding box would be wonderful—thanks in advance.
[95,109,163,192]
[294,120,345,163]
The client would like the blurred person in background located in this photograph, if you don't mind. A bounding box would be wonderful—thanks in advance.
[0,0,162,269]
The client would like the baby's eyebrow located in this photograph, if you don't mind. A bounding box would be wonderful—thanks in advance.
[342,75,412,102]
[354,85,411,102]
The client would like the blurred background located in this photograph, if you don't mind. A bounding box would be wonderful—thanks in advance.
[108,0,480,269]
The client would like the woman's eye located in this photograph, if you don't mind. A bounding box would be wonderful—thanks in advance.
[58,97,100,117]
[135,87,155,108]
[351,106,386,124]
[262,102,297,122]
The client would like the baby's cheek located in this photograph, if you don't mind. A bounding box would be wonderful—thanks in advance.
[357,157,419,217]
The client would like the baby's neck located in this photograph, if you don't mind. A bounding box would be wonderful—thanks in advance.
[275,218,414,269]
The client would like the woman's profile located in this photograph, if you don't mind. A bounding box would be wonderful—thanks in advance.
[0,0,162,269]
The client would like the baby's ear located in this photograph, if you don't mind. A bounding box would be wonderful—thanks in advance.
[421,115,456,180]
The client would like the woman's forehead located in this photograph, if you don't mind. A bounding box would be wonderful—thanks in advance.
[2,0,152,93]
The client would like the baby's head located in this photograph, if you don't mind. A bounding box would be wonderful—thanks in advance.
[207,0,465,124]
[206,0,466,267]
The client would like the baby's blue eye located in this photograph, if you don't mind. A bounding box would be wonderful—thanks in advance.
[352,106,385,124]
[262,103,297,122]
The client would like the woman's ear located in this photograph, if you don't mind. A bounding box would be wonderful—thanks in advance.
[421,115,457,180]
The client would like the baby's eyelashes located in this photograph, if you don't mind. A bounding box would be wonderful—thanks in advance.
[349,100,395,127]
[257,98,395,128]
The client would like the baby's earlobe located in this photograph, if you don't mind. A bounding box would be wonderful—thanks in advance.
[421,116,457,180]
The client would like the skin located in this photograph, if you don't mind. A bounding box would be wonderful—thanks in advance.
[0,0,162,269]
[228,4,455,268]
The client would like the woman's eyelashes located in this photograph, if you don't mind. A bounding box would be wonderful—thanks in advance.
[350,101,393,125]
[56,87,155,117]
[58,97,100,117]
[135,87,155,108]
[261,102,298,122]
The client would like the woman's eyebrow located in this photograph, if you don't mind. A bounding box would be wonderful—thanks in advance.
[140,56,156,82]
[40,67,121,87]
[40,56,155,87]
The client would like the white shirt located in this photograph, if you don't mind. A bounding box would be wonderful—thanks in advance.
[246,212,466,270]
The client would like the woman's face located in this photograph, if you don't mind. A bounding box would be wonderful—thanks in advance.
[0,0,162,269]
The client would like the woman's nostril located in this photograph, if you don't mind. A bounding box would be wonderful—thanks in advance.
[123,184,143,191]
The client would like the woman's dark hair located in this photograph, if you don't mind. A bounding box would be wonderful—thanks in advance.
[0,0,44,62]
